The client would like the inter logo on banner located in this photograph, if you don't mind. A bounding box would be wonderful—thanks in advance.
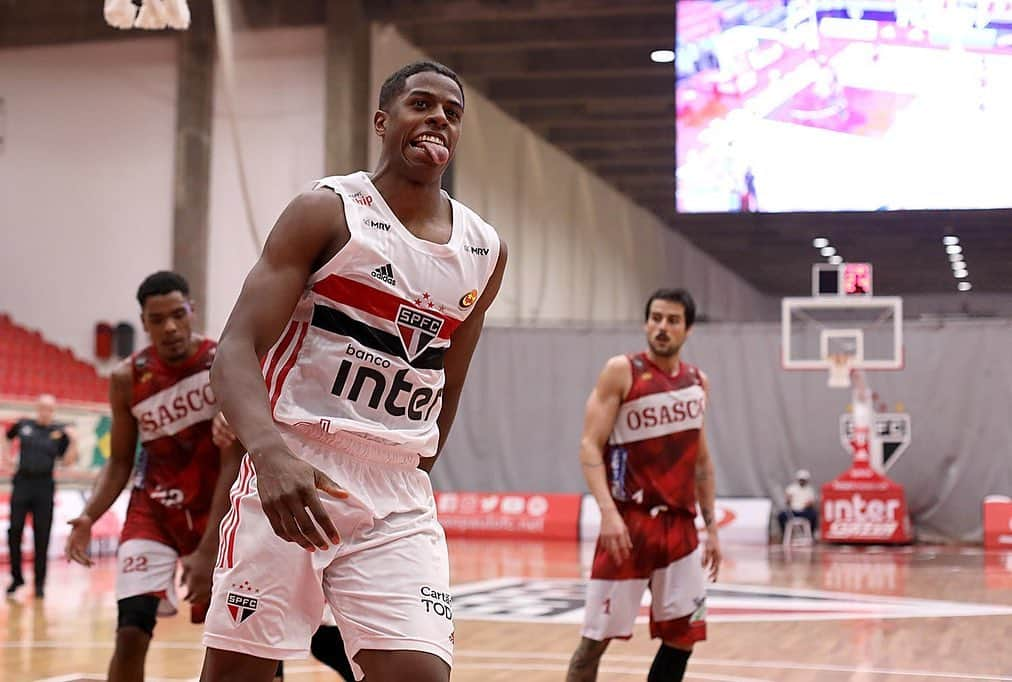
[396,304,444,361]
[226,592,258,625]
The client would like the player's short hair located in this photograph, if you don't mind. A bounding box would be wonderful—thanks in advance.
[378,61,464,111]
[644,288,696,327]
[136,271,190,308]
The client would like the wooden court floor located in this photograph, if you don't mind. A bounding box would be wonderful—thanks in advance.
[3,539,1011,681]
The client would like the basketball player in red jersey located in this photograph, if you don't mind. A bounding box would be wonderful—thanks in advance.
[65,271,243,682]
[567,289,721,682]
[200,61,506,682]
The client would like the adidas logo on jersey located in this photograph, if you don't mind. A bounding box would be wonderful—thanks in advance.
[371,264,396,286]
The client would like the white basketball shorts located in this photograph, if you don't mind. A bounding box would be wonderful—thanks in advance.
[202,431,452,680]
[115,538,181,617]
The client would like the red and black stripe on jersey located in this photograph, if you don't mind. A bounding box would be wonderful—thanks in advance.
[310,274,462,369]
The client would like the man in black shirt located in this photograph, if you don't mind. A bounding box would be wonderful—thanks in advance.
[4,394,75,597]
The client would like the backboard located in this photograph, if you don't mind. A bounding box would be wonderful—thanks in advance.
[782,296,903,373]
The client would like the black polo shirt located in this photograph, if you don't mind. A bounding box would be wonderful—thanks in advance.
[6,419,70,478]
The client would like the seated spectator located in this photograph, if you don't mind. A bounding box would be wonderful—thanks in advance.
[777,469,817,536]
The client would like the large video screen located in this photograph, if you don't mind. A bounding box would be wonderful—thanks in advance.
[675,0,1012,213]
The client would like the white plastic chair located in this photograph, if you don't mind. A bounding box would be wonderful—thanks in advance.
[783,516,814,546]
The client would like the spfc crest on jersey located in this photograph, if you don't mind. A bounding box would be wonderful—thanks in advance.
[396,304,444,361]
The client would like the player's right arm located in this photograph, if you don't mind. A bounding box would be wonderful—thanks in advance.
[65,362,138,567]
[211,190,348,553]
[579,355,633,563]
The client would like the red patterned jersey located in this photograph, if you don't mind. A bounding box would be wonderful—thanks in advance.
[123,339,221,551]
[605,353,706,515]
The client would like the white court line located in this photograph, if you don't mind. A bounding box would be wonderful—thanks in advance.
[454,650,1012,681]
[20,643,1012,681]
[34,676,185,682]
[454,662,771,681]
[0,641,200,650]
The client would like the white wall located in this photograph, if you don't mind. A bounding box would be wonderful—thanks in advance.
[206,27,326,337]
[0,39,177,360]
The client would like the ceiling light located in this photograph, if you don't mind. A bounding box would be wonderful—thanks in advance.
[828,255,843,265]
[820,246,836,257]
[958,282,972,291]
[813,237,829,248]
[951,260,967,270]
[943,235,959,246]
[650,50,675,63]
[946,244,962,255]
[948,253,964,262]
[954,270,968,278]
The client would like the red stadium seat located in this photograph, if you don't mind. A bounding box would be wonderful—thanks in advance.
[0,312,109,404]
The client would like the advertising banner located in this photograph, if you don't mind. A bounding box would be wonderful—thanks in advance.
[435,491,582,541]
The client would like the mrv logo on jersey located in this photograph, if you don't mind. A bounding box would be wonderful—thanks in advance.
[364,218,390,231]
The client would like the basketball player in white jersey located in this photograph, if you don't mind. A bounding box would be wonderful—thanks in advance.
[199,61,506,682]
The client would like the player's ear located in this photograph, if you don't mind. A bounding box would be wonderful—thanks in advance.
[374,110,387,138]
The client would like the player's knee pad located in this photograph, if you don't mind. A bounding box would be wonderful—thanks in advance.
[648,644,691,682]
[116,595,160,636]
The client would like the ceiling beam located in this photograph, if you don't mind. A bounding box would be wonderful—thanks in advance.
[432,46,673,78]
[548,125,672,144]
[485,74,671,101]
[366,0,673,24]
[610,174,675,187]
[0,1,133,48]
[588,160,673,174]
[571,148,673,163]
[552,137,671,151]
[535,119,673,130]
[401,15,673,52]
[502,98,674,123]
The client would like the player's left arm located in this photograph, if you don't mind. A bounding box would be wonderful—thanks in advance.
[422,241,508,473]
[181,437,244,605]
[695,371,721,581]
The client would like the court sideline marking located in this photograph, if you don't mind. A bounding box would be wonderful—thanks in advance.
[17,642,1012,681]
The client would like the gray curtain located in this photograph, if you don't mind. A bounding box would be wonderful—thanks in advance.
[434,320,1012,542]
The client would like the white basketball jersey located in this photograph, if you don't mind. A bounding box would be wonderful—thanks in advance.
[263,171,500,459]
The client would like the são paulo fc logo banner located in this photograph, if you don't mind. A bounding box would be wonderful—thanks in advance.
[396,305,444,361]
[838,412,912,472]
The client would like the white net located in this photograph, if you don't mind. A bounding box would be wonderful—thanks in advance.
[827,353,853,388]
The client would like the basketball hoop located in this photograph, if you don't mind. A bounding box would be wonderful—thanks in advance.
[827,353,853,388]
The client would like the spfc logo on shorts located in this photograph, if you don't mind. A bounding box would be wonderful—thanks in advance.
[226,592,259,625]
[396,305,444,361]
